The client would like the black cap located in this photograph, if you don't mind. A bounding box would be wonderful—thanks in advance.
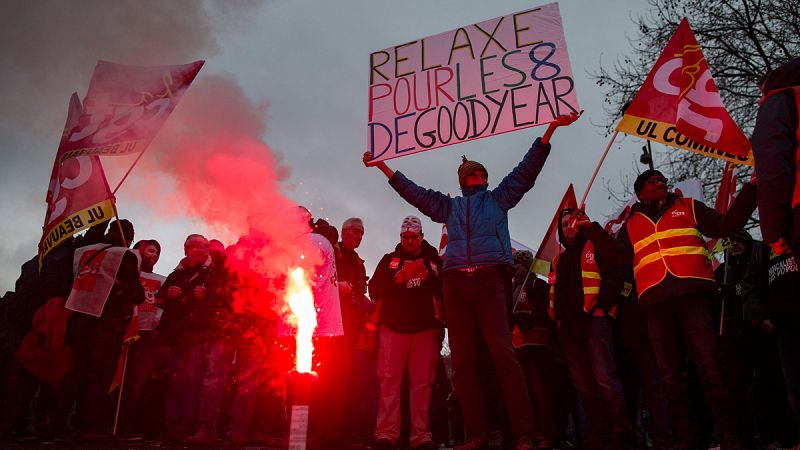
[634,169,665,196]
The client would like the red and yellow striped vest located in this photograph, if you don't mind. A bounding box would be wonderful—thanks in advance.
[625,197,714,298]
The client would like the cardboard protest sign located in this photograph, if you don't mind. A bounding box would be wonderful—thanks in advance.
[367,3,578,163]
[59,60,203,161]
[616,18,753,165]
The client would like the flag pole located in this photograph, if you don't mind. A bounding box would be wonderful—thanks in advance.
[578,130,620,210]
[112,150,148,196]
[112,346,130,436]
[110,200,128,248]
[719,247,730,337]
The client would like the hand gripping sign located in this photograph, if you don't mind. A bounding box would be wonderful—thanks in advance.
[366,3,579,163]
[616,18,752,165]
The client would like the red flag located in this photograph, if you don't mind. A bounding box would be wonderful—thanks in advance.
[438,224,448,257]
[109,314,139,393]
[14,297,72,386]
[616,18,752,165]
[40,94,115,262]
[714,162,738,214]
[707,162,739,265]
[531,185,577,276]
[59,60,204,161]
[604,196,639,237]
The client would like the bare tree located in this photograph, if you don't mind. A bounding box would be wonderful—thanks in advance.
[592,0,799,206]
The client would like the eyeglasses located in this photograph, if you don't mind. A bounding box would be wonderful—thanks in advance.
[645,176,668,185]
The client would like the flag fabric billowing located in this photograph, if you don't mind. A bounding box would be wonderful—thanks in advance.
[14,297,72,386]
[714,162,738,214]
[40,94,115,262]
[707,162,739,264]
[604,196,639,237]
[531,185,577,277]
[510,239,535,254]
[438,224,448,257]
[616,18,753,166]
[58,60,204,161]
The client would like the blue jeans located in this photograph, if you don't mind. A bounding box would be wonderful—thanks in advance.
[442,267,534,440]
[557,316,629,447]
[642,293,737,448]
[196,340,265,437]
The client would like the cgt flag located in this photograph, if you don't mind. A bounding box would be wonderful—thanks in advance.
[40,94,115,262]
[530,184,577,277]
[616,18,753,166]
[58,60,204,162]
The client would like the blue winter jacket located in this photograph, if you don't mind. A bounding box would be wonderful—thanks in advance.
[388,138,551,272]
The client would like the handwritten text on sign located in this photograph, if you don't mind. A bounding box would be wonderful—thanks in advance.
[367,3,579,162]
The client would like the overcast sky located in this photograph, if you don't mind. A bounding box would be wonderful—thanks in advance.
[0,0,658,291]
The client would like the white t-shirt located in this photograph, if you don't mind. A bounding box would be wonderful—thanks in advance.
[280,233,344,337]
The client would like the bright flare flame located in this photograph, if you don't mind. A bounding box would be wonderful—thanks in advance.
[286,267,317,373]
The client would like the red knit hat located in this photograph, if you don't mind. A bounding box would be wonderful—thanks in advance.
[458,156,488,188]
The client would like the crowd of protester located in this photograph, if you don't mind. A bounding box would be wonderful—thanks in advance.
[1,59,799,450]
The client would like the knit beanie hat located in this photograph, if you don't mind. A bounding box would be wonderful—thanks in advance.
[458,156,488,188]
[633,169,665,196]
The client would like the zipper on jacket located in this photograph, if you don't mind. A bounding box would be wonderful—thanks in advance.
[466,196,472,264]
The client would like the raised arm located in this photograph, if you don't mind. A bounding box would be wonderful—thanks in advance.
[362,152,450,222]
[493,112,581,210]
[363,151,394,179]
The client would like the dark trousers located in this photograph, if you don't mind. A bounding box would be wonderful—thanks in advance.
[120,331,169,436]
[775,321,800,440]
[558,317,629,448]
[617,298,672,446]
[641,293,737,448]
[164,341,209,435]
[442,268,534,441]
[310,335,350,442]
[516,345,557,445]
[196,339,266,438]
[47,314,126,435]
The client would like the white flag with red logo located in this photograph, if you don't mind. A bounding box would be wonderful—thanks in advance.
[58,60,203,161]
[438,224,448,257]
[40,94,115,262]
[616,18,752,166]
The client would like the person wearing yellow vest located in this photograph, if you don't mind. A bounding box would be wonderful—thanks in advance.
[619,170,756,450]
[550,208,631,450]
[752,56,800,449]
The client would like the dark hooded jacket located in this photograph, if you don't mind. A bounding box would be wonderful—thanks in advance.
[551,214,628,323]
[369,239,442,334]
[752,57,800,253]
[157,256,226,345]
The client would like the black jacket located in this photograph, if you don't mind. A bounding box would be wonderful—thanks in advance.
[157,257,226,345]
[742,241,800,327]
[552,221,628,323]
[752,57,800,253]
[369,240,442,334]
[619,189,756,306]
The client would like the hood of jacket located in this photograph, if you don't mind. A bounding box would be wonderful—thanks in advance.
[763,57,800,94]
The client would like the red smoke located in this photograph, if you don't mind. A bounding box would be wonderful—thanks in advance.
[144,74,321,342]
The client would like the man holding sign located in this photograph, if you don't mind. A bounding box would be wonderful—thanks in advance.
[363,112,578,450]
